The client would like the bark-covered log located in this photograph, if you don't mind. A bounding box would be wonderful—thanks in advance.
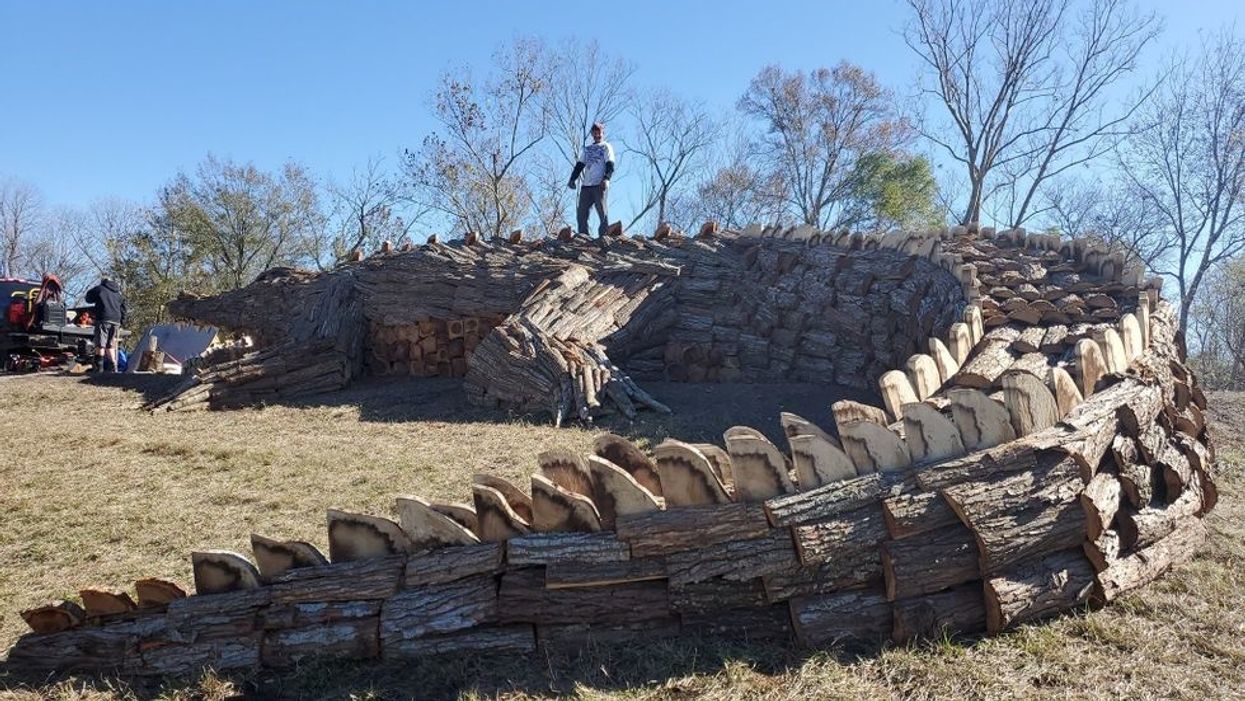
[379,574,499,645]
[261,617,379,667]
[984,549,1095,633]
[881,524,980,600]
[669,577,770,614]
[404,543,504,587]
[791,505,888,566]
[1096,516,1206,603]
[943,454,1087,572]
[497,569,670,624]
[506,532,630,566]
[765,472,903,527]
[891,584,986,643]
[665,530,798,585]
[544,558,667,589]
[790,589,892,645]
[616,503,771,557]
[268,556,404,604]
[881,490,960,539]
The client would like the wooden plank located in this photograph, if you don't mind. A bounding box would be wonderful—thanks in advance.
[790,589,892,645]
[791,505,888,566]
[665,530,798,586]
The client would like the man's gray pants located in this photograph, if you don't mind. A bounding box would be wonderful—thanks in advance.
[577,184,608,236]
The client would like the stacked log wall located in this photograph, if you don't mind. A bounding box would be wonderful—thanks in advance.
[23,224,1213,677]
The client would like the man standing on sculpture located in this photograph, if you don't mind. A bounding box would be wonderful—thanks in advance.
[567,122,615,239]
[85,276,127,372]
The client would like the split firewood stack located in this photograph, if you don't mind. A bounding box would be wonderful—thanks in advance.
[11,223,1215,675]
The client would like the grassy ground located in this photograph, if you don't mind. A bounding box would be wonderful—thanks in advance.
[0,374,1241,700]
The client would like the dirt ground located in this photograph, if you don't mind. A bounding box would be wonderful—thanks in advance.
[0,374,1242,700]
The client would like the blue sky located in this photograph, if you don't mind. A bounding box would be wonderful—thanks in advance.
[0,0,1240,219]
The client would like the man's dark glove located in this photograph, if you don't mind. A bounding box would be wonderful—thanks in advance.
[567,180,576,189]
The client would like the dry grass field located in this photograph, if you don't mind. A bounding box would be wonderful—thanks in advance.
[0,373,1242,700]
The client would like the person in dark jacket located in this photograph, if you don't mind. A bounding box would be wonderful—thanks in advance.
[84,277,127,372]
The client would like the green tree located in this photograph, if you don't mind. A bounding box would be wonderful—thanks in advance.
[843,152,943,230]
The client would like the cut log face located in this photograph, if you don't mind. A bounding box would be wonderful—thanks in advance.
[251,534,330,580]
[530,474,603,533]
[653,440,731,506]
[879,370,920,421]
[471,474,534,523]
[1081,473,1122,541]
[948,322,973,365]
[134,578,186,609]
[1048,367,1083,418]
[537,449,595,499]
[593,434,662,497]
[585,455,660,528]
[906,354,942,400]
[1096,328,1128,374]
[430,502,478,534]
[789,434,857,489]
[948,388,1017,451]
[327,510,413,563]
[1120,313,1143,362]
[903,402,966,464]
[394,496,481,550]
[1075,338,1108,398]
[691,443,734,486]
[831,400,889,435]
[965,305,984,344]
[1002,370,1059,437]
[780,412,839,447]
[191,550,262,595]
[724,425,767,441]
[78,589,137,617]
[929,337,961,383]
[840,421,912,473]
[724,435,795,501]
[471,484,532,542]
[21,601,85,634]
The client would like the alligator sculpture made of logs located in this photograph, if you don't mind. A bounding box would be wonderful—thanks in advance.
[6,224,1216,676]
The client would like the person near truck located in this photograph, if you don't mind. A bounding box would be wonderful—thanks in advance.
[567,122,615,238]
[84,276,127,372]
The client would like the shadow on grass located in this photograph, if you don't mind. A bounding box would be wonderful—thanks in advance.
[283,377,877,446]
[73,371,876,446]
[0,633,898,701]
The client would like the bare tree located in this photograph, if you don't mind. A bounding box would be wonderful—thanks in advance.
[689,129,788,230]
[25,208,94,301]
[1118,31,1245,333]
[624,89,719,231]
[405,39,550,238]
[544,39,635,170]
[737,63,906,229]
[1187,257,1245,389]
[318,156,420,268]
[1040,178,1170,268]
[904,0,1159,227]
[0,178,44,278]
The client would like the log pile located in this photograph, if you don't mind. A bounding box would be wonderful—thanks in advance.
[11,224,1215,677]
[367,316,504,378]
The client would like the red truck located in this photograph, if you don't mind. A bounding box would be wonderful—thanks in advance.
[1,275,98,371]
